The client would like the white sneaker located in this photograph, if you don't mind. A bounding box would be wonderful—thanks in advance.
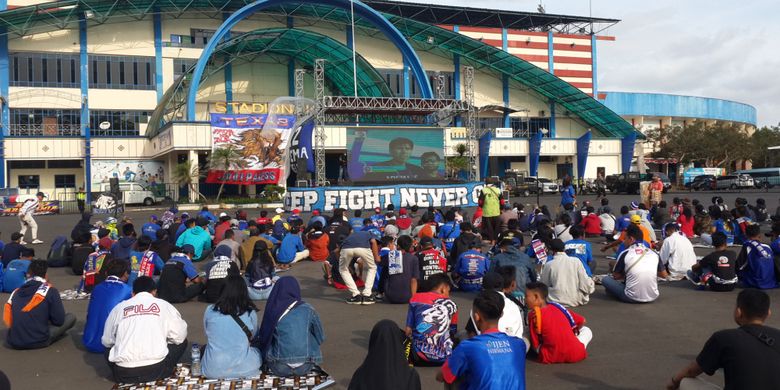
[32,239,44,244]
[19,240,28,245]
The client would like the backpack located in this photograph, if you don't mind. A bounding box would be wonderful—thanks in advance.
[47,235,71,268]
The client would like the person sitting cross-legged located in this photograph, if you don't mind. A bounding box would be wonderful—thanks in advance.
[602,224,669,303]
[540,239,594,307]
[202,274,262,379]
[735,223,780,289]
[157,244,205,304]
[257,276,325,376]
[2,247,35,293]
[4,260,76,349]
[102,276,188,384]
[199,245,240,303]
[82,260,132,353]
[659,222,697,281]
[687,232,738,292]
[525,281,591,364]
[405,273,458,366]
[246,240,278,301]
[436,290,527,389]
[380,235,419,304]
[277,225,309,267]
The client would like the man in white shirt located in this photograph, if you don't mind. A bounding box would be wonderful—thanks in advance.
[659,223,697,280]
[18,192,44,245]
[540,239,595,307]
[466,271,529,351]
[102,276,188,383]
[602,225,669,303]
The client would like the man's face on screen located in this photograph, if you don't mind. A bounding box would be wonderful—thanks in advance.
[390,143,413,163]
[422,156,440,172]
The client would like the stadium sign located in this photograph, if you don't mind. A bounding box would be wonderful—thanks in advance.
[286,183,485,211]
[213,101,297,115]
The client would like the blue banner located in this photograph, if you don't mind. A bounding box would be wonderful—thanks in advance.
[478,131,492,179]
[290,120,315,175]
[576,131,592,178]
[529,131,543,177]
[286,182,486,212]
[621,132,637,174]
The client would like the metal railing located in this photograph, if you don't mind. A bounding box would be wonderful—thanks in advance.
[8,123,81,136]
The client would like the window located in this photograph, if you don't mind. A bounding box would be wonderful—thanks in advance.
[18,175,40,189]
[90,110,150,136]
[173,58,197,80]
[9,108,80,136]
[10,52,81,88]
[88,55,155,90]
[376,69,455,98]
[54,174,76,189]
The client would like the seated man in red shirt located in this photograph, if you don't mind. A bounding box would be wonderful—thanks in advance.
[525,281,592,364]
[579,206,602,237]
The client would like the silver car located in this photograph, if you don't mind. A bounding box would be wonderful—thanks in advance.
[715,174,754,190]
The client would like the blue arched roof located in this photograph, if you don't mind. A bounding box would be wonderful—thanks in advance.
[599,92,757,126]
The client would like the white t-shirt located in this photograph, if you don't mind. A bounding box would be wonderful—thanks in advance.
[19,198,39,216]
[102,292,188,368]
[599,213,616,234]
[554,224,573,242]
[498,292,524,338]
[615,244,662,303]
[659,232,697,280]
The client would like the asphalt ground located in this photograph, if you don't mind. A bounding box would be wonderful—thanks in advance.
[2,189,780,390]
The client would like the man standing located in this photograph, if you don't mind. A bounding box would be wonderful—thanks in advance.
[76,186,86,214]
[480,178,503,244]
[668,289,780,390]
[102,276,188,383]
[338,229,381,305]
[18,192,45,245]
[4,260,76,349]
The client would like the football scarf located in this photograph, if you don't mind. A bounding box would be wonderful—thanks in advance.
[4,277,51,327]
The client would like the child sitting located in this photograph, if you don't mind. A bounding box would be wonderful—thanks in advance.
[525,281,592,364]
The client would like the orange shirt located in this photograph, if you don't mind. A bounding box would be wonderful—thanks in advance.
[618,224,652,243]
[305,233,330,262]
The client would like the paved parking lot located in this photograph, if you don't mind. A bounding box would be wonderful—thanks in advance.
[1,190,779,389]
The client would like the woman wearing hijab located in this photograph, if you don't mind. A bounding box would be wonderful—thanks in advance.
[246,240,277,300]
[201,274,261,379]
[349,320,421,390]
[258,276,325,376]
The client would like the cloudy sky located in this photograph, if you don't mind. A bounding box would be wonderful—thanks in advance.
[397,0,780,127]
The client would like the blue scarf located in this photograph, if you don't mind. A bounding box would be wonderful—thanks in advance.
[257,276,304,354]
[549,302,576,329]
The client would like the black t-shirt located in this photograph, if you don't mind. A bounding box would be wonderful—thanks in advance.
[157,262,188,303]
[697,325,780,390]
[326,221,351,252]
[417,249,447,285]
[381,251,419,304]
[698,250,737,280]
[201,259,239,303]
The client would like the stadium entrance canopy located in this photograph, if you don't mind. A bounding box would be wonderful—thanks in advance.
[0,0,638,139]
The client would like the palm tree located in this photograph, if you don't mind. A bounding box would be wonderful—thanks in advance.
[172,160,206,203]
[446,143,469,178]
[209,145,247,202]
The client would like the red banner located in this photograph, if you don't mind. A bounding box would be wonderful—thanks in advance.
[205,169,282,185]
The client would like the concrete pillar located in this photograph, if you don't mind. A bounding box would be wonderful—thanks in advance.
[166,152,178,202]
[188,150,199,203]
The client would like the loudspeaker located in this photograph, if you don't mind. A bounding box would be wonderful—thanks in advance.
[109,178,120,196]
[297,156,310,181]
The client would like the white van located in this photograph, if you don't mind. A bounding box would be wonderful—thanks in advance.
[95,182,166,206]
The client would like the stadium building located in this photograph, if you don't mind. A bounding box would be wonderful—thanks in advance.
[0,0,683,202]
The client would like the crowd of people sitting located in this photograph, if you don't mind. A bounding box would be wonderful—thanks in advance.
[1,185,780,389]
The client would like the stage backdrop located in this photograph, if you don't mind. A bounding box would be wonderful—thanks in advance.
[286,182,484,212]
[207,113,296,185]
[347,127,445,182]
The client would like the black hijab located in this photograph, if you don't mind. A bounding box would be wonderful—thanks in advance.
[348,320,421,390]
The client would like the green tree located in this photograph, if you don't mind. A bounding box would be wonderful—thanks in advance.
[748,126,780,168]
[171,160,206,203]
[649,121,751,168]
[446,143,469,178]
[208,145,247,202]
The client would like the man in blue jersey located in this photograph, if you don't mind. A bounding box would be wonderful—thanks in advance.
[82,260,132,353]
[736,224,780,289]
[454,242,489,292]
[565,226,595,276]
[437,290,526,389]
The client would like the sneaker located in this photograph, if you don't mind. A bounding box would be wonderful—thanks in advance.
[32,239,44,245]
[19,240,28,245]
[375,293,385,300]
[361,295,376,305]
[346,295,363,305]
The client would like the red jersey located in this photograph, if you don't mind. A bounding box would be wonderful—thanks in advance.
[676,215,695,238]
[255,217,271,226]
[528,304,587,364]
[396,215,413,230]
[579,214,602,235]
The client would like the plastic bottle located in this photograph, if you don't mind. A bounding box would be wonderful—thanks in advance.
[191,343,201,377]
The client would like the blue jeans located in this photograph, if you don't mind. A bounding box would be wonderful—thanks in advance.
[266,361,315,377]
[602,276,641,303]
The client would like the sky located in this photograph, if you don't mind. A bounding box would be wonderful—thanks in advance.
[395,0,780,127]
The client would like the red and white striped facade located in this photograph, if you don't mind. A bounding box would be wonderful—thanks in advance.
[439,25,614,96]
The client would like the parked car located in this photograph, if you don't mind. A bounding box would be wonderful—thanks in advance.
[92,182,167,206]
[606,172,642,194]
[715,174,755,190]
[685,175,716,191]
[503,172,538,197]
[533,177,559,194]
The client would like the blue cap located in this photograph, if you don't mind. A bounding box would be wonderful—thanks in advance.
[180,244,196,255]
[214,245,232,258]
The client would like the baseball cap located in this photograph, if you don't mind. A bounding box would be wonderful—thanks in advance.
[399,208,407,215]
[150,215,158,221]
[630,201,639,210]
[312,210,320,216]
[630,214,642,224]
[180,244,196,255]
[219,212,228,218]
[275,207,285,214]
[214,245,232,258]
[293,209,300,215]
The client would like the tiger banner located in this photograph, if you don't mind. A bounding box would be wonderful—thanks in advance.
[206,113,297,185]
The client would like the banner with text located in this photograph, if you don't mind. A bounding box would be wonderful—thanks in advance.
[207,113,296,185]
[0,199,60,216]
[286,183,484,212]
